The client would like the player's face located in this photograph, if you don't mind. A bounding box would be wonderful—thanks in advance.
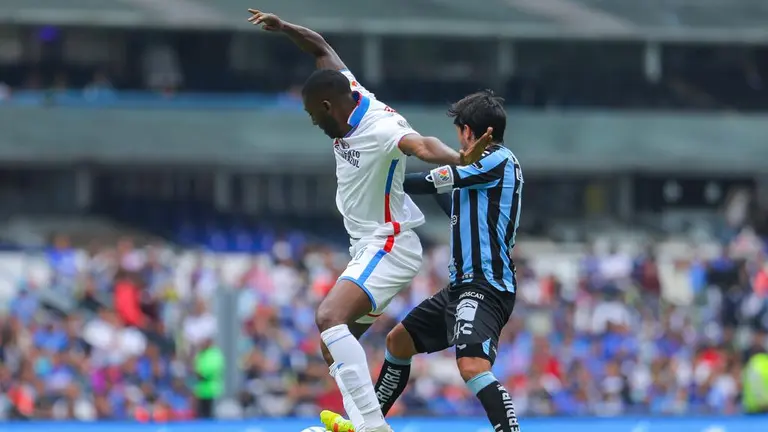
[455,124,473,151]
[304,97,343,139]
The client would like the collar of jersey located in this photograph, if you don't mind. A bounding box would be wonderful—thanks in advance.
[345,91,370,138]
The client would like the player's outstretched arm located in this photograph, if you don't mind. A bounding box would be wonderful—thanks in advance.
[399,135,462,166]
[398,127,494,166]
[247,9,345,70]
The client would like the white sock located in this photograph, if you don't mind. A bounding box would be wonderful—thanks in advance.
[321,324,387,430]
[331,364,366,431]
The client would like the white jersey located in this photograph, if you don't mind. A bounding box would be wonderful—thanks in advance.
[333,69,425,241]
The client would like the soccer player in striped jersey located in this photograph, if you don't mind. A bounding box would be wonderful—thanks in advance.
[247,9,493,432]
[375,90,523,432]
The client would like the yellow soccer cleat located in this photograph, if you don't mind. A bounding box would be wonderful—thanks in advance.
[320,409,356,432]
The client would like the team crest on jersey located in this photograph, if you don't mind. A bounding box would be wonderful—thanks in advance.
[334,138,350,150]
[385,106,397,113]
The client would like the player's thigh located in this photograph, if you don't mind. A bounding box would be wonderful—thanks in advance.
[400,287,452,355]
[346,232,423,325]
[446,282,516,365]
[316,278,377,329]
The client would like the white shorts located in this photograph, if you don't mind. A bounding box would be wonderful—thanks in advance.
[339,230,423,324]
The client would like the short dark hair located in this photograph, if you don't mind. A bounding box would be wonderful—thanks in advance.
[447,89,506,144]
[301,69,352,100]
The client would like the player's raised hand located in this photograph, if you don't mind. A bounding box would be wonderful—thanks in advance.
[247,9,283,31]
[459,127,493,165]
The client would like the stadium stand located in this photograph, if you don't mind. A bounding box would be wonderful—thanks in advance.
[1,215,766,419]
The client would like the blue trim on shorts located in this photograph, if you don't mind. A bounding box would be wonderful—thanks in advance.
[359,249,387,284]
[339,275,378,312]
[338,248,389,312]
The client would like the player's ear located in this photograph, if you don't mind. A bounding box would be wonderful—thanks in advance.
[322,100,332,112]
[462,124,474,142]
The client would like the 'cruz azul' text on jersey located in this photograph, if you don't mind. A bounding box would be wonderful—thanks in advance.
[334,138,361,168]
[447,145,523,292]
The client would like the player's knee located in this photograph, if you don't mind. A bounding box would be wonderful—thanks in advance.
[457,356,492,382]
[315,301,345,332]
[386,324,417,359]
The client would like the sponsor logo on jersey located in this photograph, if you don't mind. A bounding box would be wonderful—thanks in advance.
[335,138,351,149]
[334,139,360,168]
[460,291,485,301]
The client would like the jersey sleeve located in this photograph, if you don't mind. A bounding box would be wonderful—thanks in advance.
[378,115,420,154]
[428,151,508,193]
[404,172,452,216]
[339,69,375,99]
[403,172,435,195]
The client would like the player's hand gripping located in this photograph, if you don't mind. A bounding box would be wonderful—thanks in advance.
[459,127,494,166]
[247,9,283,31]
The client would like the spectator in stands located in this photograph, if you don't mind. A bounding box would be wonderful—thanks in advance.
[83,308,146,366]
[10,283,38,326]
[182,298,216,351]
[47,234,78,294]
[194,338,224,419]
[743,348,768,414]
[114,271,146,329]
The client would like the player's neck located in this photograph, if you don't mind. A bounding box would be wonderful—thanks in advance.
[338,99,358,137]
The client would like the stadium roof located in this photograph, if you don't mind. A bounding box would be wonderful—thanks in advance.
[3,0,768,42]
[571,0,768,29]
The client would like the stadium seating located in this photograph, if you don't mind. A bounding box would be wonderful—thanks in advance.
[1,226,766,419]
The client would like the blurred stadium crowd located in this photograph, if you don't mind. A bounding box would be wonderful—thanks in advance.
[1,218,766,420]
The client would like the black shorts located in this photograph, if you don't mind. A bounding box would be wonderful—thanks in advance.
[401,281,516,364]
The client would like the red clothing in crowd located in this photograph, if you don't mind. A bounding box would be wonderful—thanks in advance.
[754,267,768,297]
[115,279,145,327]
[8,384,34,416]
[315,388,345,415]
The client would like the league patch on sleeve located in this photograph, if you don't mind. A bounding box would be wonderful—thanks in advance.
[430,165,454,194]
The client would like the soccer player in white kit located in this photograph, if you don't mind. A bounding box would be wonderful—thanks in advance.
[248,9,493,432]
